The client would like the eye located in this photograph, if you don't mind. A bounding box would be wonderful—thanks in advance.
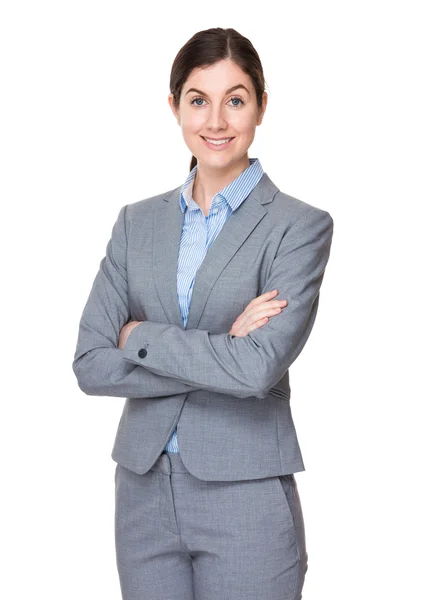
[190,97,206,107]
[189,96,245,107]
[228,97,245,107]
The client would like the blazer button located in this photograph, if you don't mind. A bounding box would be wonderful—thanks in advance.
[138,348,147,358]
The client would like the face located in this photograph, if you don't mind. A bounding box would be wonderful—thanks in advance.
[169,59,267,172]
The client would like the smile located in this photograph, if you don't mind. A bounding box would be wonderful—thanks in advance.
[201,136,235,150]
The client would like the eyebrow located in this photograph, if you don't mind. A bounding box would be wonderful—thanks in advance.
[184,84,250,97]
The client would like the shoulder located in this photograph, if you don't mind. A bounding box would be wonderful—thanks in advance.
[272,190,334,230]
[257,173,333,227]
[115,185,180,236]
[124,186,178,218]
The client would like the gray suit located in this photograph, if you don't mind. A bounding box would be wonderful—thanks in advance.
[72,172,334,481]
[72,171,334,599]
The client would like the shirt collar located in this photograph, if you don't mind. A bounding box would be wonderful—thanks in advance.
[179,158,264,214]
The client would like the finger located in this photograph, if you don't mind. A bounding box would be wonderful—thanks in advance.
[247,316,269,332]
[246,304,282,322]
[248,289,278,307]
[242,290,279,316]
[232,311,271,337]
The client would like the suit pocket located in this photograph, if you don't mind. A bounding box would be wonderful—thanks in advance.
[275,474,307,560]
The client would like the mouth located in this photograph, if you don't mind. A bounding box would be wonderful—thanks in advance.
[201,136,235,150]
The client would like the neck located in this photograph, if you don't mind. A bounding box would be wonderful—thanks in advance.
[193,155,250,213]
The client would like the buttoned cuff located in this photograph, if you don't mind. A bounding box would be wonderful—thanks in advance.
[121,321,176,367]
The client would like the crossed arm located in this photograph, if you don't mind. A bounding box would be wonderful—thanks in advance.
[72,203,334,400]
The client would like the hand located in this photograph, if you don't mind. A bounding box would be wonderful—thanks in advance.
[118,320,143,350]
[228,290,288,338]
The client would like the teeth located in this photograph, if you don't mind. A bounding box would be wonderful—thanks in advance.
[204,137,232,145]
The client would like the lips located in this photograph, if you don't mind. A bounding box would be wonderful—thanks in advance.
[201,136,235,142]
[200,136,236,150]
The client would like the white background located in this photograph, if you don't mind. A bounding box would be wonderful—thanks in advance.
[1,1,437,598]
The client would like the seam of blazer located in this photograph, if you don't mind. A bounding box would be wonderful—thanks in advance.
[122,203,129,247]
[265,210,305,283]
[275,400,282,471]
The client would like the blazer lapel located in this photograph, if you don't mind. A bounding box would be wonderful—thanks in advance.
[152,172,280,330]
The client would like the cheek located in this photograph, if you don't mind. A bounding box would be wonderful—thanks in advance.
[181,123,200,145]
[229,114,257,134]
[181,112,205,132]
[181,127,204,152]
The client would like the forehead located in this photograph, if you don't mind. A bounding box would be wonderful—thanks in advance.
[182,60,252,94]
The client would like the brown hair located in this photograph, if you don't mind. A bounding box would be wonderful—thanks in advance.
[169,27,267,172]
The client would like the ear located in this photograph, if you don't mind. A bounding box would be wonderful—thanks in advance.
[257,91,268,126]
[168,94,180,125]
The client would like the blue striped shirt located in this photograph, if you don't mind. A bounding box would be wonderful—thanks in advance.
[164,157,265,452]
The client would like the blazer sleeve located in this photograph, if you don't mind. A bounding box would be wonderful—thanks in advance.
[72,204,201,398]
[121,206,334,399]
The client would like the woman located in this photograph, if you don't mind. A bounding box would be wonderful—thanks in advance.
[73,27,334,600]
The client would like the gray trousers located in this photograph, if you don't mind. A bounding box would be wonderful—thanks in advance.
[114,451,308,599]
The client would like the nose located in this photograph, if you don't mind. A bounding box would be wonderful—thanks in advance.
[205,104,227,131]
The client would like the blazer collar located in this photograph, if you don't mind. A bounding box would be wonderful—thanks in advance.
[153,172,280,330]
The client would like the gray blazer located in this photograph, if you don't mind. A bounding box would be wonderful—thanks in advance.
[72,172,334,481]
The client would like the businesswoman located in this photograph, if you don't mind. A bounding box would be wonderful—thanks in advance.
[73,27,334,600]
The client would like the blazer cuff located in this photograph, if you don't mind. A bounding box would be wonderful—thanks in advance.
[121,321,159,362]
